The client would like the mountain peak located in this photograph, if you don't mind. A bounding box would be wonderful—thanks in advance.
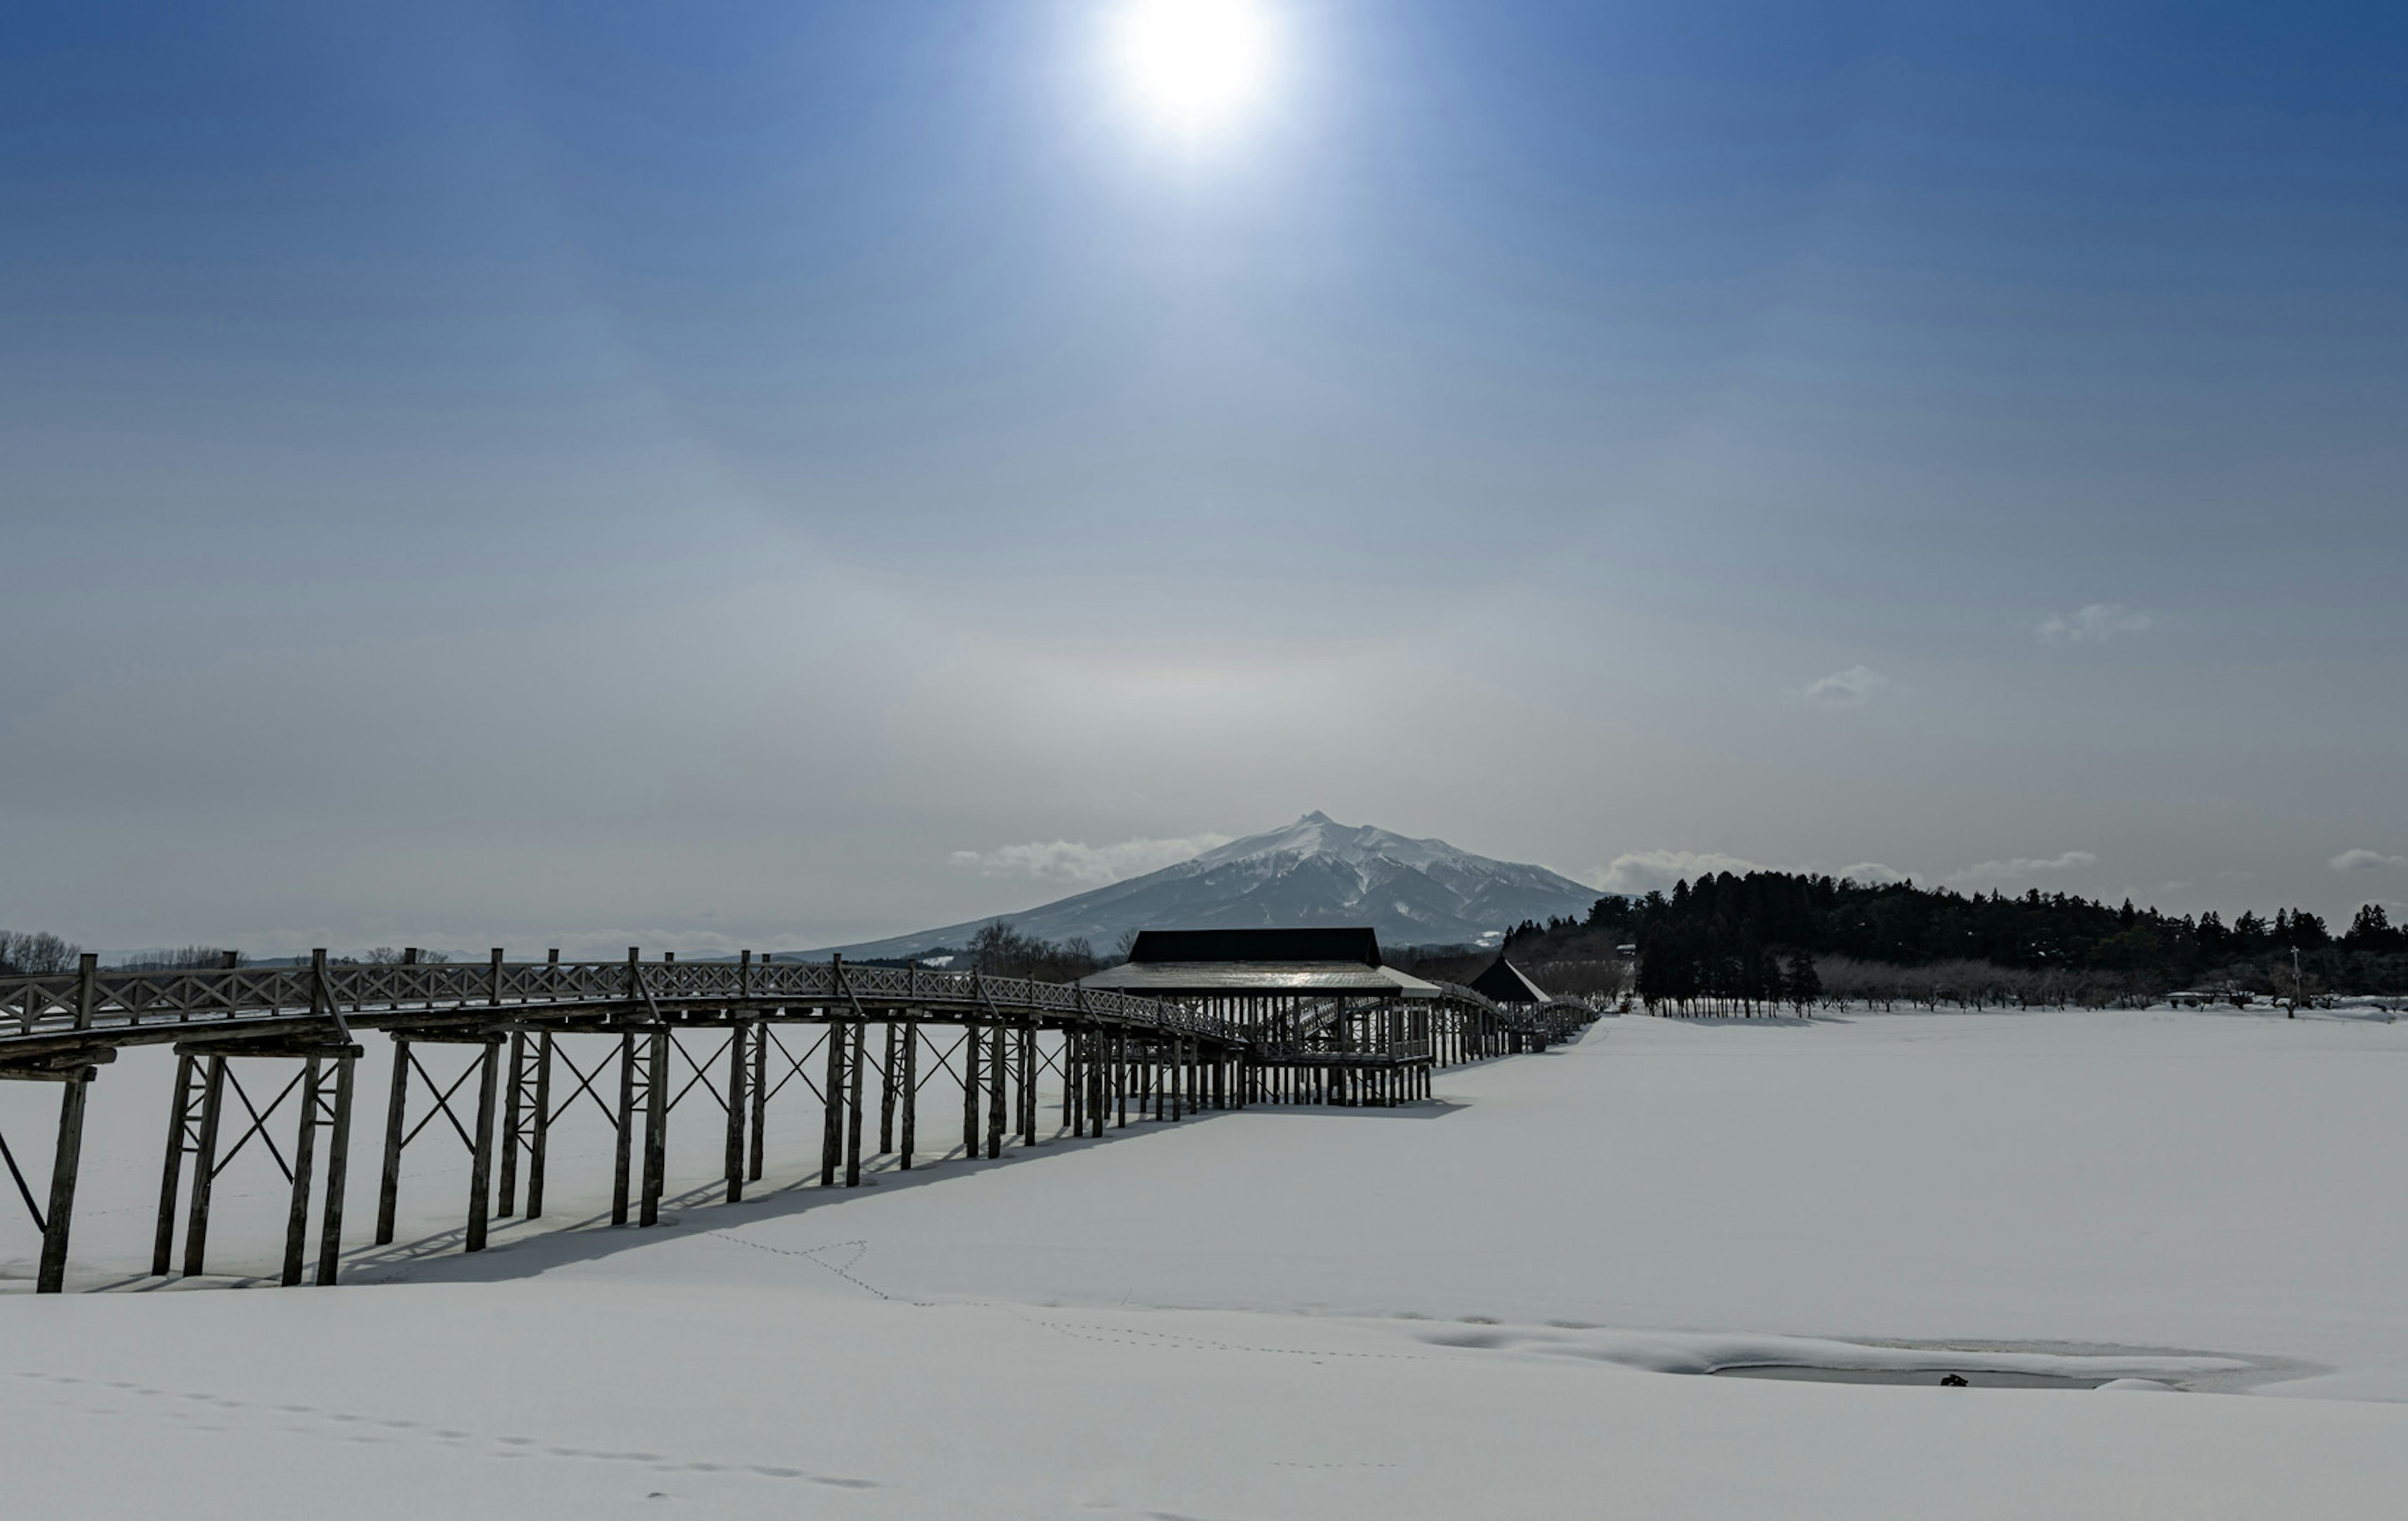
[823,815,1603,960]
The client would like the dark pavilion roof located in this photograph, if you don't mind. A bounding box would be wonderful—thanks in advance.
[1082,926,1439,998]
[1127,928,1385,967]
[1467,955,1551,1005]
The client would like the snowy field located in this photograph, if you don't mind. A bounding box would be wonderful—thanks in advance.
[6,1004,2408,1517]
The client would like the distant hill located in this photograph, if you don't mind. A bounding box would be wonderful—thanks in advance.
[819,812,1601,961]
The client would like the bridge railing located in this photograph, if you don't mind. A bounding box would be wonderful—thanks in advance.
[0,957,1236,1051]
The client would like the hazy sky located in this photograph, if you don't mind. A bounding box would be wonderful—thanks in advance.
[6,1,2405,957]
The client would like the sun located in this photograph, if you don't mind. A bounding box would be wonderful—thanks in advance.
[1109,0,1279,140]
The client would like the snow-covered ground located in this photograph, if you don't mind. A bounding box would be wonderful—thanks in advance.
[6,1005,2408,1517]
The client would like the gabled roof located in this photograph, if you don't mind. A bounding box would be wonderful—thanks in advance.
[1127,927,1384,967]
[1467,955,1551,1005]
[1080,960,1440,999]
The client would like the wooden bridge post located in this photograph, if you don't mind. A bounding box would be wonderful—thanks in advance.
[821,1014,845,1187]
[961,1022,981,1157]
[527,1031,554,1218]
[1116,1032,1128,1128]
[280,1056,324,1286]
[985,1020,1006,1159]
[187,1054,228,1271]
[34,1066,93,1294]
[1012,1024,1028,1143]
[497,1031,525,1216]
[375,1038,409,1245]
[611,1030,637,1226]
[724,1022,749,1204]
[1062,1031,1079,1134]
[879,1022,899,1155]
[152,1052,198,1276]
[1169,1039,1183,1122]
[749,1016,768,1182]
[899,1022,917,1169]
[466,1039,502,1250]
[640,1029,669,1226]
[1018,1024,1036,1148]
[844,1020,866,1187]
[315,1052,355,1286]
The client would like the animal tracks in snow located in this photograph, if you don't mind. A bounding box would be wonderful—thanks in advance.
[7,1370,881,1490]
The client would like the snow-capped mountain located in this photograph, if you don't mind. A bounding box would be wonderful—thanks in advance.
[820,813,1602,960]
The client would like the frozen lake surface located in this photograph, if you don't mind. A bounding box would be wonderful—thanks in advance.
[6,1004,2408,1517]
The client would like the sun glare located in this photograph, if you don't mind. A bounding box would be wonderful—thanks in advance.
[1111,0,1278,140]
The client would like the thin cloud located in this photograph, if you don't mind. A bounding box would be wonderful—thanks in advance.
[1585,852,1911,895]
[2037,603,2152,644]
[1958,850,2099,884]
[1837,861,1911,886]
[1790,665,1901,710]
[949,832,1233,888]
[1585,850,1768,895]
[2331,848,2408,872]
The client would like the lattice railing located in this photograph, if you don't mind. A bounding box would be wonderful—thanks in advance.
[0,957,1233,1051]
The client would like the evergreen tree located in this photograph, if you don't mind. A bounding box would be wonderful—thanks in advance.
[1785,948,1821,1014]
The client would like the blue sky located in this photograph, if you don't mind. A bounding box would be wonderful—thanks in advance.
[4,1,2405,954]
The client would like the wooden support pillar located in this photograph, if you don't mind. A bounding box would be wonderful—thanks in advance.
[315,1054,356,1285]
[845,1021,866,1187]
[899,1022,918,1169]
[497,1031,526,1217]
[611,1031,638,1224]
[985,1019,1006,1160]
[466,1039,501,1251]
[821,1017,846,1187]
[1025,1020,1045,1140]
[152,1052,198,1276]
[1062,1030,1079,1134]
[34,1068,93,1293]
[1170,1039,1184,1121]
[961,1023,981,1157]
[527,1031,554,1219]
[494,1030,522,1217]
[1116,1032,1129,1128]
[725,1022,750,1203]
[374,1039,408,1246]
[880,1023,899,1155]
[640,1029,669,1225]
[749,1019,768,1183]
[280,1056,324,1285]
[186,1054,228,1271]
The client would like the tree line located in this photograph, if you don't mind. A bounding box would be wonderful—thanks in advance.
[1490,871,2408,1010]
[0,937,446,975]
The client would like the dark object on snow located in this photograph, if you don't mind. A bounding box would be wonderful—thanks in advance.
[1467,955,1551,1006]
[1940,1374,1970,1387]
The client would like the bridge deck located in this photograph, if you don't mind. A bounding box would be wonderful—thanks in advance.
[0,951,1596,1297]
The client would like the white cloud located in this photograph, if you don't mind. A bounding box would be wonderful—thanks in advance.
[949,832,1233,888]
[2037,603,2153,644]
[1958,850,2099,884]
[1583,850,1767,895]
[2331,848,2408,872]
[1790,665,1901,709]
[1836,861,1912,886]
[1583,852,1912,895]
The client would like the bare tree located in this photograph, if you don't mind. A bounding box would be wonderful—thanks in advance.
[0,931,82,975]
[112,946,240,972]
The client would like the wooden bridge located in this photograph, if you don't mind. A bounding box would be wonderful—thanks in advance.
[1,950,1590,1295]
